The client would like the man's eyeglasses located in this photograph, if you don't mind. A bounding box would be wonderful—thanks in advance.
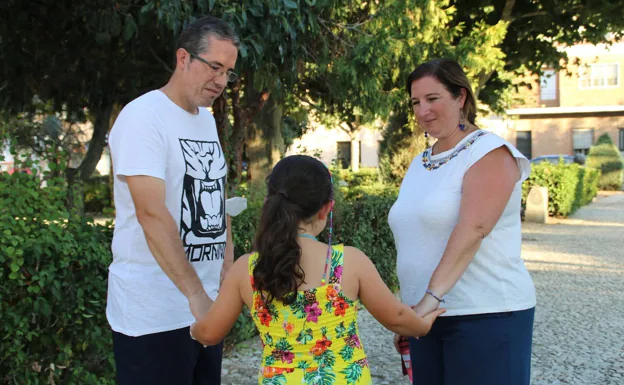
[189,52,238,83]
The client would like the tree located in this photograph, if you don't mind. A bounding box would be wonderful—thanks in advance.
[296,0,459,171]
[1,0,177,212]
[451,0,624,110]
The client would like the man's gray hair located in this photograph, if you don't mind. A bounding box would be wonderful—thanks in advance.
[176,15,239,59]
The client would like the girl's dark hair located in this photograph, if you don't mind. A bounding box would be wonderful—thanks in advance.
[405,59,477,124]
[253,155,332,305]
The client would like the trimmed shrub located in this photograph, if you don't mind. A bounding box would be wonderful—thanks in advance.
[580,166,601,206]
[338,167,381,186]
[334,195,399,291]
[1,171,115,384]
[586,134,624,190]
[338,168,398,200]
[522,162,600,217]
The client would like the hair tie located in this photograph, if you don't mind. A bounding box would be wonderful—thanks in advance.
[277,190,289,199]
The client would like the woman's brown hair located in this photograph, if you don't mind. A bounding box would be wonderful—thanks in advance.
[406,59,477,124]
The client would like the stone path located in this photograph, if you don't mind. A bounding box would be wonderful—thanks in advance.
[523,192,624,385]
[222,192,624,385]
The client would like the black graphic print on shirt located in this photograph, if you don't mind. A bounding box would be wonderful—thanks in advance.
[179,139,227,262]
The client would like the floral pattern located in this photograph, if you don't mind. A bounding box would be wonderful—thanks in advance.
[249,245,372,385]
[422,130,487,170]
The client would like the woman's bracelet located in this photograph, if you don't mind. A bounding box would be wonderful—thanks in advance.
[425,289,445,303]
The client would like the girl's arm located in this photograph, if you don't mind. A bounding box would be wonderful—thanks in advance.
[190,256,248,346]
[350,247,445,337]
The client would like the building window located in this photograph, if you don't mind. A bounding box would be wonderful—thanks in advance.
[516,131,532,159]
[539,69,558,105]
[336,141,362,169]
[572,129,594,155]
[579,63,619,89]
[619,128,624,152]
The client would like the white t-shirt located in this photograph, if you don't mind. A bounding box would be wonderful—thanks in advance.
[106,90,228,336]
[388,130,536,316]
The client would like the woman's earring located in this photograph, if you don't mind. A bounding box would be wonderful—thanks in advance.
[459,110,467,131]
[424,131,428,138]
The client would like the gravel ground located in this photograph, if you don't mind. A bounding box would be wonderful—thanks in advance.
[222,192,624,385]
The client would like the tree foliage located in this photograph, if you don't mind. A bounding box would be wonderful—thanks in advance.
[2,0,623,190]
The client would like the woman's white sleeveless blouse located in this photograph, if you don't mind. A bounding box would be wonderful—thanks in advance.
[388,130,536,316]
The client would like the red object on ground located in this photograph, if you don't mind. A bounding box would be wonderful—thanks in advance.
[399,336,413,383]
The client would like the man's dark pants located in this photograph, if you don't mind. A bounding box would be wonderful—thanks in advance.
[112,326,224,385]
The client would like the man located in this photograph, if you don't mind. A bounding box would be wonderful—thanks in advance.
[106,15,238,385]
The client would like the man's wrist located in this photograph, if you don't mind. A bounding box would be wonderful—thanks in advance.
[186,286,206,300]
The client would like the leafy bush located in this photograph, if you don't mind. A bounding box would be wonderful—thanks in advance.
[342,183,399,201]
[522,162,600,217]
[84,175,111,214]
[338,168,398,200]
[0,171,115,384]
[580,166,601,206]
[338,168,380,187]
[586,134,624,190]
[334,195,399,291]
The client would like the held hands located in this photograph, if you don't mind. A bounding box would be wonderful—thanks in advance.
[412,292,442,317]
[421,307,446,334]
[393,305,446,354]
[188,290,212,320]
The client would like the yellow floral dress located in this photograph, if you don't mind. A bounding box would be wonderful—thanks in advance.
[248,244,372,385]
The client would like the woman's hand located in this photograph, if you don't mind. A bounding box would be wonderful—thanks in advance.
[412,292,441,317]
[420,308,446,335]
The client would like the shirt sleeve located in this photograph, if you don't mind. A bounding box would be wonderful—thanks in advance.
[109,101,167,180]
[465,133,532,182]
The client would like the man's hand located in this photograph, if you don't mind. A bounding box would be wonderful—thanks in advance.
[188,290,212,320]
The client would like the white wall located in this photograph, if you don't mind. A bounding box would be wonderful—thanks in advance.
[286,121,383,167]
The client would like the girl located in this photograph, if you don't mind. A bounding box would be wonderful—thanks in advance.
[192,154,444,384]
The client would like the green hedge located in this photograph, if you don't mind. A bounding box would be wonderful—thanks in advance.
[586,134,624,190]
[338,167,381,187]
[1,172,115,384]
[334,195,399,291]
[522,162,600,217]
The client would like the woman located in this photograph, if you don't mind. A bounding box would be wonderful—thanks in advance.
[191,155,445,384]
[388,59,536,385]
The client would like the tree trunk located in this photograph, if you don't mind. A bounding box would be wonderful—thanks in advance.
[108,104,121,213]
[266,98,284,168]
[66,103,113,216]
[350,115,361,172]
[245,96,285,185]
[108,148,114,211]
[212,94,232,164]
[350,138,360,172]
